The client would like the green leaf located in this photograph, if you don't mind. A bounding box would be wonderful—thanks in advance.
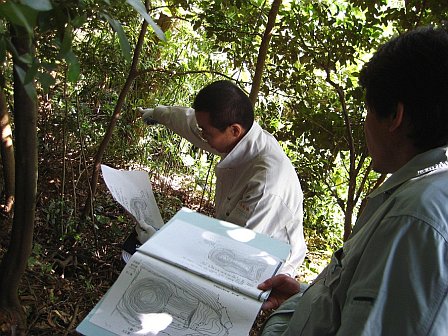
[13,65,26,83]
[0,2,37,34]
[103,13,132,62]
[38,71,56,92]
[41,62,57,72]
[125,0,165,41]
[18,52,33,65]
[71,14,86,28]
[60,27,72,59]
[6,38,34,64]
[67,58,80,82]
[22,0,53,12]
[14,64,37,100]
[24,61,38,85]
[63,49,77,64]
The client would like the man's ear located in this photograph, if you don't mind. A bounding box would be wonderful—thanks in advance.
[389,102,404,132]
[229,123,244,139]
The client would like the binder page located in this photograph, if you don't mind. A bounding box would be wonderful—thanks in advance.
[138,218,282,301]
[89,252,261,336]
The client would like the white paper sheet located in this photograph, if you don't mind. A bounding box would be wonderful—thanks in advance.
[101,164,164,240]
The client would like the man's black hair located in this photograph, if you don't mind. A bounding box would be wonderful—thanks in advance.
[359,26,448,151]
[193,80,254,132]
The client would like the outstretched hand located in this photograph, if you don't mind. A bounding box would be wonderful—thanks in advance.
[136,107,157,125]
[258,274,301,310]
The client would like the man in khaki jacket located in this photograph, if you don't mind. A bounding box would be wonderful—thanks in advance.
[138,80,306,276]
[258,26,448,335]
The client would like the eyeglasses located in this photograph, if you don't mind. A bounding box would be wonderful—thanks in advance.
[195,124,208,143]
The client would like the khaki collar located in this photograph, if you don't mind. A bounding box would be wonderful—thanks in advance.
[368,146,448,199]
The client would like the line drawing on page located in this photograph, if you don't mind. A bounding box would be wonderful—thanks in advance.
[112,266,233,336]
[208,247,268,281]
[129,196,159,232]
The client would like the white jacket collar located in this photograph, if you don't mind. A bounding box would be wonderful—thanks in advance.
[217,122,263,168]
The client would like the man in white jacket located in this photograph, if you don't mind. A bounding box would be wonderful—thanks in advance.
[137,80,306,276]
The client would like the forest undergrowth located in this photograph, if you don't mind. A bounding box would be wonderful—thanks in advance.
[0,159,326,335]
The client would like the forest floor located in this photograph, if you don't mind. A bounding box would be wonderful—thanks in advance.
[0,165,324,336]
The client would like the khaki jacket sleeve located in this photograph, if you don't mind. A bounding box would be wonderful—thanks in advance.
[261,293,302,336]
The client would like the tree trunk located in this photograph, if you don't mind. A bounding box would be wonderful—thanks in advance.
[0,73,15,214]
[0,25,37,334]
[249,0,282,106]
[324,69,358,241]
[82,13,149,219]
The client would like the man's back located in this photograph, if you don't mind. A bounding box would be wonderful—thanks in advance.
[214,121,305,276]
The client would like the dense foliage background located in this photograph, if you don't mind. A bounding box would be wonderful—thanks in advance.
[0,0,447,334]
